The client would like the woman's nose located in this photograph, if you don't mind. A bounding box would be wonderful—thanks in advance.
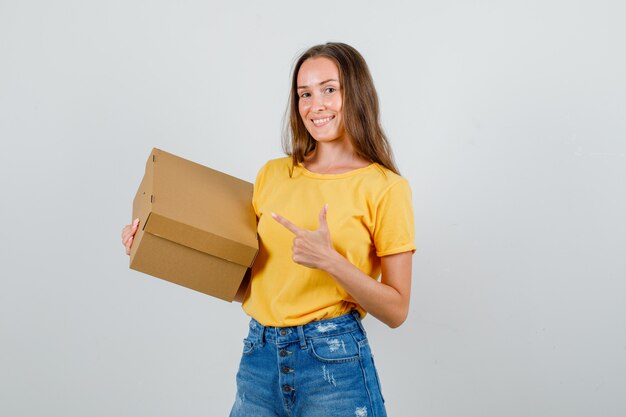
[311,94,325,111]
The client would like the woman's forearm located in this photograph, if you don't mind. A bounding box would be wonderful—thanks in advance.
[322,251,412,328]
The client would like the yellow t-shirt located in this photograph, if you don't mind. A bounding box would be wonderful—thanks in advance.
[242,157,416,326]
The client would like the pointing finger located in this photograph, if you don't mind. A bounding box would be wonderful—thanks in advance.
[271,212,303,235]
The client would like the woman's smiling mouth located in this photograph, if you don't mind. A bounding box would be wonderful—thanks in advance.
[311,115,335,126]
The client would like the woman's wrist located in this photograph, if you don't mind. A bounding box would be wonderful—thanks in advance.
[322,248,350,279]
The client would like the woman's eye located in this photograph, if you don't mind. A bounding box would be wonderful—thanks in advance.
[324,87,336,94]
[300,92,310,98]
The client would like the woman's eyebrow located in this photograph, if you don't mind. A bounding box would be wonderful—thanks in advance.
[297,79,339,90]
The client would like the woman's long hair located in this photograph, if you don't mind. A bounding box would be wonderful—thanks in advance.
[282,42,400,175]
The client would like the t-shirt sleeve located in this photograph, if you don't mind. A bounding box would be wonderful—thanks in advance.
[252,162,268,217]
[373,178,416,257]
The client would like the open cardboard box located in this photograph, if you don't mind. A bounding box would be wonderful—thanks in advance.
[129,148,258,301]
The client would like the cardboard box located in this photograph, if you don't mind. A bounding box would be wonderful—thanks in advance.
[129,148,258,301]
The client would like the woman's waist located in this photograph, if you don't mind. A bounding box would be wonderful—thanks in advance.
[246,310,365,344]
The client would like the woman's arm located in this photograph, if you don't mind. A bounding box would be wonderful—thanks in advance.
[272,205,413,328]
[324,250,412,328]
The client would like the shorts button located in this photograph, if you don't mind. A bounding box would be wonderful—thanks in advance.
[282,366,293,374]
[279,329,288,336]
[283,384,293,393]
[279,349,289,357]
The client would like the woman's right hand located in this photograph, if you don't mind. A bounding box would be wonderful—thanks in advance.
[121,218,140,255]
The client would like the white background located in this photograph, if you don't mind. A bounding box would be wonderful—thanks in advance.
[1,1,625,416]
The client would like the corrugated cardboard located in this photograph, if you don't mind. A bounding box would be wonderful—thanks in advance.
[129,148,258,301]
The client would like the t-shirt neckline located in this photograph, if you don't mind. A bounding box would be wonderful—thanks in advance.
[296,162,378,179]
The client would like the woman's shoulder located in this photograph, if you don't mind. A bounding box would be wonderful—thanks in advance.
[366,163,410,189]
[255,156,292,181]
[263,156,292,169]
[259,156,291,172]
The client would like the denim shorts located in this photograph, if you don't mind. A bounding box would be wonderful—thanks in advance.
[229,311,387,417]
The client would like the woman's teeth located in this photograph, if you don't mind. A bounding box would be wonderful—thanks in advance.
[312,116,333,126]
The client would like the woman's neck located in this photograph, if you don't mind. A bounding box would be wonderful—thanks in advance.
[303,140,371,175]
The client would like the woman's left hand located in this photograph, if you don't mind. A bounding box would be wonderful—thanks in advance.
[271,204,337,270]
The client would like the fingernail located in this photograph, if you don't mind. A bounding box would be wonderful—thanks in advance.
[271,212,277,218]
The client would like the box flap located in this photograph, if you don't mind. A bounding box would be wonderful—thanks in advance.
[140,148,258,267]
[144,212,257,266]
[130,227,248,301]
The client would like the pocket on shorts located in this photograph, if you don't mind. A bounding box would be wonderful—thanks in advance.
[242,338,255,355]
[360,340,386,404]
[369,352,386,403]
[309,333,360,363]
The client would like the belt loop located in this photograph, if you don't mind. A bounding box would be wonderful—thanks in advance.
[352,310,367,335]
[297,325,307,350]
[259,323,266,347]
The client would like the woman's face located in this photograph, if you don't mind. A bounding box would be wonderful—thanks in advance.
[297,57,346,144]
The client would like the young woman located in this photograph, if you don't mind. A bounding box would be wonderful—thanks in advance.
[122,42,415,417]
